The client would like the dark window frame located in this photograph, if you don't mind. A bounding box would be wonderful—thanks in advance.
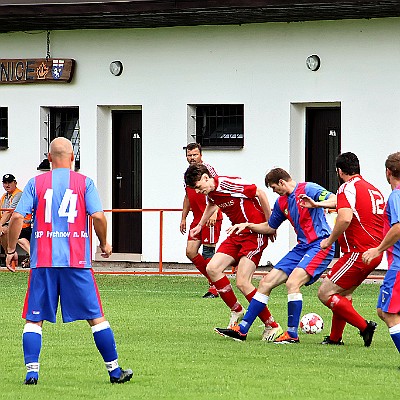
[38,106,80,170]
[194,104,244,149]
[0,107,8,150]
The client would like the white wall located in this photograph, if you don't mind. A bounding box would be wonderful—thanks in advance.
[0,17,398,265]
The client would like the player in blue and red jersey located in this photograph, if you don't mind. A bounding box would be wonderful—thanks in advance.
[6,137,132,385]
[363,152,400,357]
[184,163,282,342]
[215,167,336,343]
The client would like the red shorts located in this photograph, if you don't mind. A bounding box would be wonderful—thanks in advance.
[188,219,222,245]
[216,232,268,267]
[326,252,383,289]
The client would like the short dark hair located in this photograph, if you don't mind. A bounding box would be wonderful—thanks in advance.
[265,168,291,187]
[335,152,360,175]
[186,143,202,155]
[184,163,210,188]
[385,152,400,179]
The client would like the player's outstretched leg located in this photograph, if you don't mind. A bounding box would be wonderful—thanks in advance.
[92,321,133,384]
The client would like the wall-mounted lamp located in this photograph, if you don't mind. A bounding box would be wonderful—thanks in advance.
[306,55,320,71]
[110,60,123,76]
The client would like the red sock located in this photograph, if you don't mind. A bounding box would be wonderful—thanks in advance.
[329,313,347,342]
[213,276,242,312]
[326,295,367,332]
[191,254,212,284]
[245,289,278,328]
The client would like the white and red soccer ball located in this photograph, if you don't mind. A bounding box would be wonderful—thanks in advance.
[300,313,324,334]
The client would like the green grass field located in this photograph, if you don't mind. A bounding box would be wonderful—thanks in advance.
[0,272,398,400]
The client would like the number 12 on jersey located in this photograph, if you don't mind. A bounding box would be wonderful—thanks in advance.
[44,188,78,223]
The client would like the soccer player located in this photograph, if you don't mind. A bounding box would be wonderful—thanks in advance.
[363,152,400,356]
[184,163,282,341]
[180,143,223,298]
[215,168,335,343]
[300,152,384,346]
[6,137,133,385]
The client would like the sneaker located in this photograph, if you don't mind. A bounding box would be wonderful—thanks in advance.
[214,325,247,342]
[110,368,133,384]
[202,285,219,298]
[262,323,284,342]
[321,336,344,345]
[24,377,38,385]
[203,291,218,298]
[273,331,300,344]
[228,308,245,328]
[360,320,377,347]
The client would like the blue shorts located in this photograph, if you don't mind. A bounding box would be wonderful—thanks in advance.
[23,268,104,323]
[274,239,335,285]
[377,269,400,314]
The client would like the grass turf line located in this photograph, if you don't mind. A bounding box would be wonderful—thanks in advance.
[0,273,397,400]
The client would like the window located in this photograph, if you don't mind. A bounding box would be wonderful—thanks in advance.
[0,107,8,149]
[39,107,80,170]
[188,104,244,148]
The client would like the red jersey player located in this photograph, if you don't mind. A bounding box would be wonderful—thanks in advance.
[300,152,385,346]
[180,143,223,298]
[184,163,282,341]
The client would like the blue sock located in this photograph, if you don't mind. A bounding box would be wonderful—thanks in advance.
[287,293,303,338]
[389,324,400,352]
[92,321,121,378]
[239,292,269,334]
[23,323,42,381]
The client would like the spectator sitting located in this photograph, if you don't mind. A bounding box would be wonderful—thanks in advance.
[0,174,32,268]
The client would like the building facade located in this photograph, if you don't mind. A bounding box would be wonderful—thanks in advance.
[0,2,397,267]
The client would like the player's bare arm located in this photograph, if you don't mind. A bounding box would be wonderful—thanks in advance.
[320,207,353,250]
[190,203,218,237]
[227,221,275,236]
[5,211,24,272]
[299,193,337,209]
[362,222,400,264]
[180,195,190,234]
[92,211,112,258]
[206,209,218,227]
[256,187,272,220]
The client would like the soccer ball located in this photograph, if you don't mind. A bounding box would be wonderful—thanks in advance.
[300,313,324,334]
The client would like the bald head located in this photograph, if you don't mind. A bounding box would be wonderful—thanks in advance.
[48,137,74,169]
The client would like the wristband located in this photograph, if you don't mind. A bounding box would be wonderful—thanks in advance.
[7,250,16,255]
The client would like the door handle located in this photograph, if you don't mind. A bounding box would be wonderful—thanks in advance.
[116,175,122,189]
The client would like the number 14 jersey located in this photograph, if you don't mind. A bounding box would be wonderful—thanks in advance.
[15,168,104,268]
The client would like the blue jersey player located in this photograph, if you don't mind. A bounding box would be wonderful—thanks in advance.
[6,137,133,385]
[215,167,336,343]
[363,152,400,356]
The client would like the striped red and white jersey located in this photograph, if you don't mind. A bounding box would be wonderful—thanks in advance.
[336,175,385,253]
[207,176,266,226]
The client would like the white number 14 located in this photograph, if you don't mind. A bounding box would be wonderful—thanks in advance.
[44,188,78,223]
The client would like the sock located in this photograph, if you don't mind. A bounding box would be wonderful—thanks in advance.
[287,293,303,338]
[329,313,347,342]
[245,289,278,328]
[239,292,269,334]
[326,295,367,332]
[202,245,215,260]
[213,276,242,312]
[389,324,400,352]
[191,254,213,284]
[328,299,351,341]
[23,323,42,381]
[92,321,121,378]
